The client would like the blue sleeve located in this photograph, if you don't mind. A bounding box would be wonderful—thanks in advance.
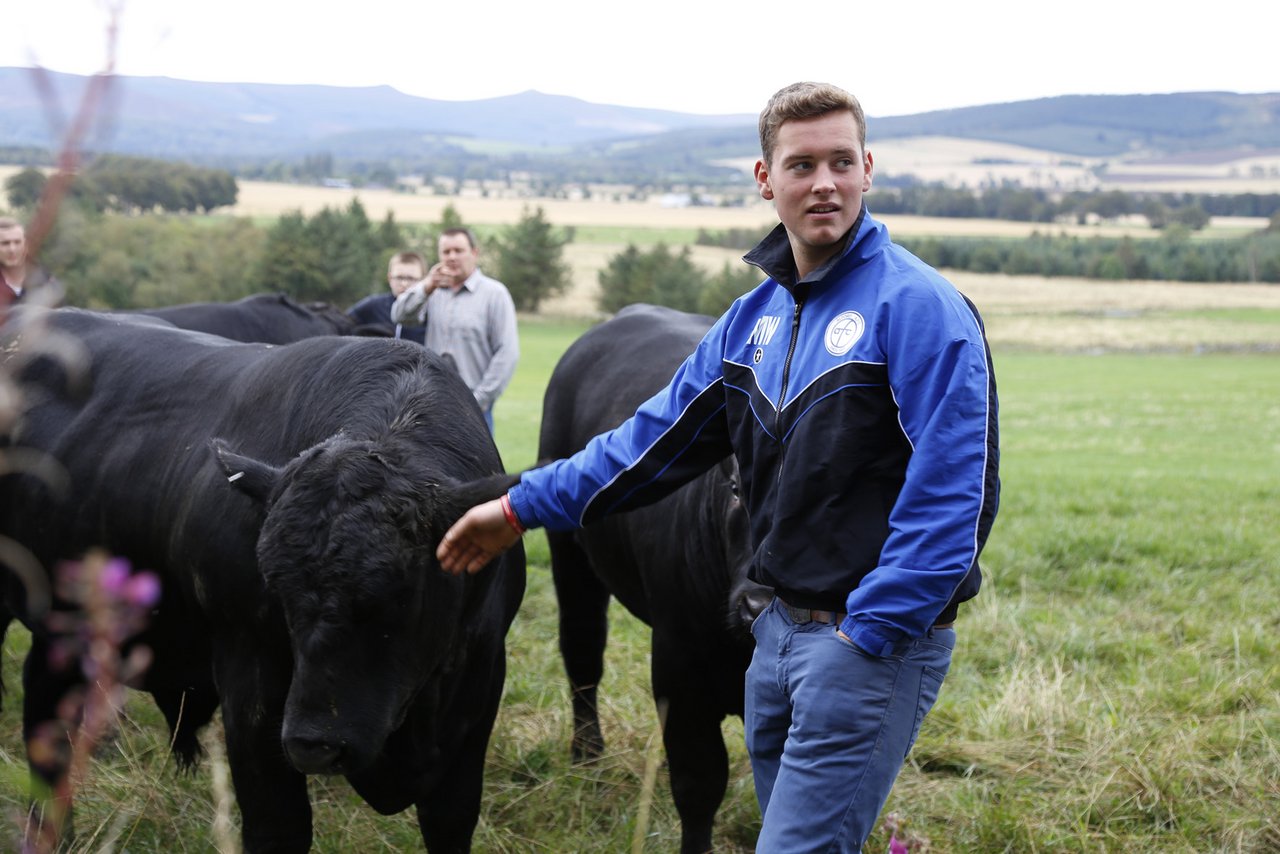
[841,286,999,654]
[509,318,733,532]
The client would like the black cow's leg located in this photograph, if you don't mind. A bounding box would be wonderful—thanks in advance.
[548,530,610,762]
[414,674,502,854]
[0,606,11,712]
[20,635,81,847]
[216,654,313,854]
[652,636,729,854]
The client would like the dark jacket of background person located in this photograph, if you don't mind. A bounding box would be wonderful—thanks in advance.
[347,292,426,344]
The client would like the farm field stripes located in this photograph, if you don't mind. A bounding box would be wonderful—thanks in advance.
[224,179,1208,240]
[949,272,1280,354]
[540,257,1280,353]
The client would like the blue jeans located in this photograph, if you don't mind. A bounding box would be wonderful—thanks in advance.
[745,599,954,853]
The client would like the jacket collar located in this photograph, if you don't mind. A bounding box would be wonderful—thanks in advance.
[742,204,875,294]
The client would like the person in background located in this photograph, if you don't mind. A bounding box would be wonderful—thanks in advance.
[433,82,1000,852]
[0,217,63,313]
[347,250,429,344]
[391,228,518,432]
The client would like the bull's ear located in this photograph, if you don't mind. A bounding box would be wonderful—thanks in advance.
[429,471,523,539]
[441,471,523,511]
[210,438,281,504]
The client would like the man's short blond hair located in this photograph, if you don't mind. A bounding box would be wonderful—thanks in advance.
[388,251,427,274]
[0,216,23,232]
[758,82,866,167]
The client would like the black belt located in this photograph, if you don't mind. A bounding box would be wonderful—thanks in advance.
[777,597,844,625]
[776,596,955,631]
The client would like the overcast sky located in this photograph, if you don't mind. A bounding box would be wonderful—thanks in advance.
[3,0,1274,118]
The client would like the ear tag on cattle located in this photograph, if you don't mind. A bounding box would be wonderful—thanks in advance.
[227,471,245,483]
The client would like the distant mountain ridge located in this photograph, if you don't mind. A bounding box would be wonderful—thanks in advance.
[0,67,756,157]
[872,92,1280,158]
[1,68,1277,182]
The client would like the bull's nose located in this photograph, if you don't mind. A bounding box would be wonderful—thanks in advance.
[284,736,347,775]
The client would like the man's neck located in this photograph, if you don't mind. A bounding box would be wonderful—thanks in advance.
[455,268,476,290]
[1,265,23,291]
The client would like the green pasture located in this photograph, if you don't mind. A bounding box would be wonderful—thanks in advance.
[2,318,1278,851]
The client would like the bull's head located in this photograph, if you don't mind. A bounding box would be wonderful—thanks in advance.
[711,457,771,640]
[211,434,478,776]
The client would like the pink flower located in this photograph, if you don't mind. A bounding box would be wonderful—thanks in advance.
[99,558,132,595]
[124,572,161,608]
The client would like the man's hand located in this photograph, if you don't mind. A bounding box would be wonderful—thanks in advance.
[436,498,522,575]
[424,261,463,292]
[391,263,465,324]
[390,279,429,324]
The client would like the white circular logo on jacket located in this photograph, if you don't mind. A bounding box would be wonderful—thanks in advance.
[825,311,865,356]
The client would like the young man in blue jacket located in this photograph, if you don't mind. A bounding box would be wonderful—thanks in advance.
[438,81,1000,852]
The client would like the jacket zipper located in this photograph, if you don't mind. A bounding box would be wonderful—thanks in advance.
[775,294,805,452]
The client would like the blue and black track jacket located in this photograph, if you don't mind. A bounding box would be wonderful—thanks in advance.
[510,206,1000,656]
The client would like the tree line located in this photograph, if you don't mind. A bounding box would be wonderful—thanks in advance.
[871,184,1280,229]
[19,202,1280,326]
[695,215,1280,285]
[26,198,575,314]
[6,156,238,215]
[22,188,752,317]
[9,160,1279,323]
[898,227,1280,283]
[597,245,760,318]
[10,149,1280,226]
[685,186,1280,237]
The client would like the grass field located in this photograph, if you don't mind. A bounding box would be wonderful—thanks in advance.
[2,274,1278,851]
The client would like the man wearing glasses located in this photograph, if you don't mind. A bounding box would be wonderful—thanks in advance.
[347,250,429,344]
[391,228,519,433]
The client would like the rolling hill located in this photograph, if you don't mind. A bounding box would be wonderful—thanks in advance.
[2,68,1278,193]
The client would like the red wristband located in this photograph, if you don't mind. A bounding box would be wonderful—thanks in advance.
[499,494,525,536]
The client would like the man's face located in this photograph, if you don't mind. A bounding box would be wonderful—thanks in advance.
[437,233,479,283]
[387,259,425,296]
[0,226,26,270]
[754,111,872,278]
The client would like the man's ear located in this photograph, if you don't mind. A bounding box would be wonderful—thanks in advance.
[210,438,281,504]
[754,159,773,201]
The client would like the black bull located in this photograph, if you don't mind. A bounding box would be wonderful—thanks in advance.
[537,304,771,854]
[0,308,524,853]
[126,292,368,343]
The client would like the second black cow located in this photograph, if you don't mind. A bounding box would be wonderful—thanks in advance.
[128,292,363,343]
[1,308,523,852]
[538,304,770,854]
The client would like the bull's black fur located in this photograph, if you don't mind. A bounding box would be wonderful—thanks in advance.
[537,303,770,854]
[0,307,524,853]
[127,292,360,343]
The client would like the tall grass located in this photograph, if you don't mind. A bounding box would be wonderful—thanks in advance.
[2,320,1278,851]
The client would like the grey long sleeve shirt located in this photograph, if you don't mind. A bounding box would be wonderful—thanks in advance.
[391,268,519,412]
